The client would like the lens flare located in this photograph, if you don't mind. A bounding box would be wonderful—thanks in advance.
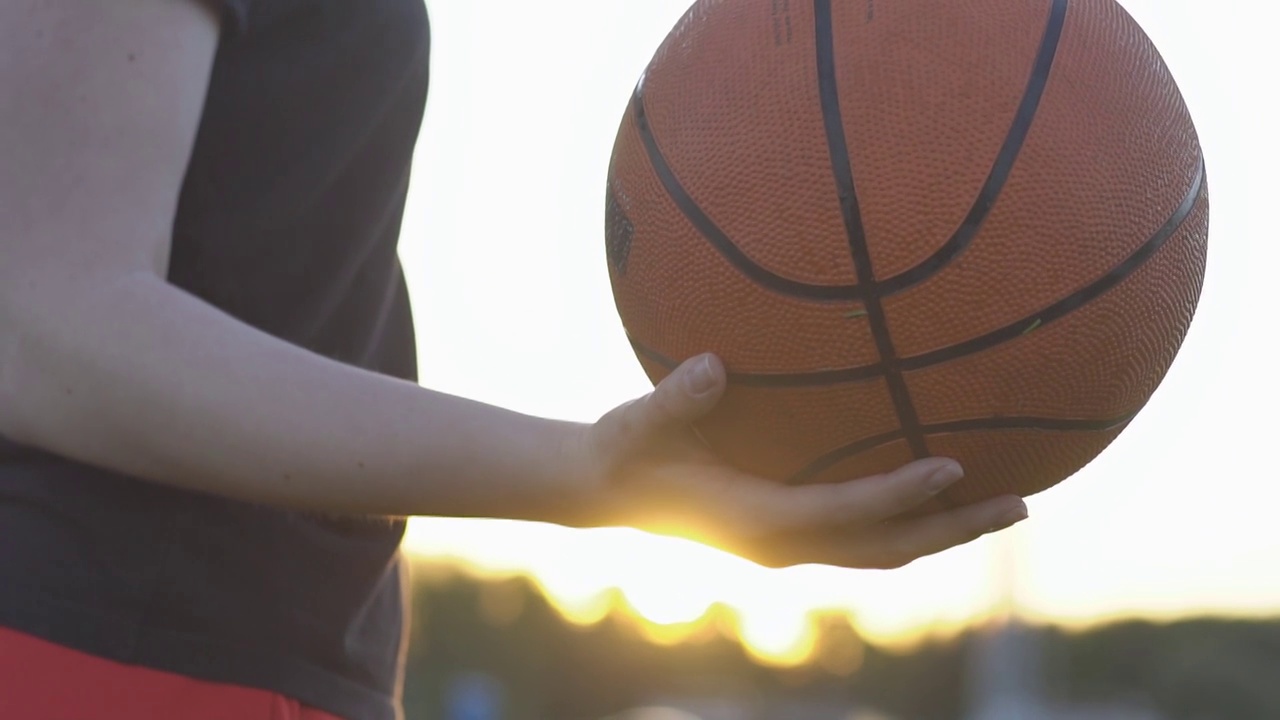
[404,517,994,666]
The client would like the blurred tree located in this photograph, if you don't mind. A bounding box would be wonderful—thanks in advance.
[402,569,1280,720]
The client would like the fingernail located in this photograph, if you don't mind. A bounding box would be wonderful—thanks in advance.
[685,355,717,396]
[925,461,964,494]
[992,501,1029,531]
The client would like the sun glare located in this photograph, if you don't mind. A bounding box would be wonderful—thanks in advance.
[403,517,1001,667]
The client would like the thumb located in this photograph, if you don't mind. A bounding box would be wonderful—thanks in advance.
[649,353,727,428]
[595,353,727,460]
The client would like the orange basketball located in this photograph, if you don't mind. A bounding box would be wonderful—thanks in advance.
[604,0,1208,512]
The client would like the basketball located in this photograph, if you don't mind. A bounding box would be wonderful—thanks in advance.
[604,0,1208,513]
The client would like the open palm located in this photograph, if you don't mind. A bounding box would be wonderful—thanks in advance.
[578,354,1028,570]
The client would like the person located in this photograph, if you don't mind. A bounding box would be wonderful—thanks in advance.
[0,1,1028,719]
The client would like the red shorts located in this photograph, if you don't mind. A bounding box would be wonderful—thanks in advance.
[0,626,347,720]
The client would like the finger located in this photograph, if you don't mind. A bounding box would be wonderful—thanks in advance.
[747,495,1028,570]
[661,457,962,543]
[775,458,967,529]
[594,354,725,459]
[711,458,964,535]
[854,495,1029,570]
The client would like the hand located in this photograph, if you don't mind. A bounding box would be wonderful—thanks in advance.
[574,354,1029,570]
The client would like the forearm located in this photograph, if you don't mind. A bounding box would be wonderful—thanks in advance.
[0,271,587,518]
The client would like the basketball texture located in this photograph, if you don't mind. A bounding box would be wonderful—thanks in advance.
[604,0,1208,513]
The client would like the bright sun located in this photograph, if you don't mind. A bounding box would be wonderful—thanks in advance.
[403,517,1011,667]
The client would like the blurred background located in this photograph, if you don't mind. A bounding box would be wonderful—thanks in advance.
[391,0,1279,717]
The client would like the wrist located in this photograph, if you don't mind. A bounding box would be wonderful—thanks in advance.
[542,418,608,525]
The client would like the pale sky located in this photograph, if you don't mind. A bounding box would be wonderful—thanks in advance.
[395,0,1279,642]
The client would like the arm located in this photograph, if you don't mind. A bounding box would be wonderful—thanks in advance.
[0,0,1025,568]
[0,0,581,519]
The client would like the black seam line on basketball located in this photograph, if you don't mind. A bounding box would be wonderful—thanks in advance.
[631,88,863,302]
[628,335,886,386]
[788,412,1137,485]
[630,156,1205,389]
[628,0,1066,304]
[877,0,1069,296]
[901,156,1206,371]
[813,0,927,460]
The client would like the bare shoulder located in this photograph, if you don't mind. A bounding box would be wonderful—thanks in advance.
[0,0,221,295]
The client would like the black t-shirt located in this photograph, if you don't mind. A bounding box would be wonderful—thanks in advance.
[0,2,430,719]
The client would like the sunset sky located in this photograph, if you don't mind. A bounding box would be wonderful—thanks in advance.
[394,0,1278,654]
